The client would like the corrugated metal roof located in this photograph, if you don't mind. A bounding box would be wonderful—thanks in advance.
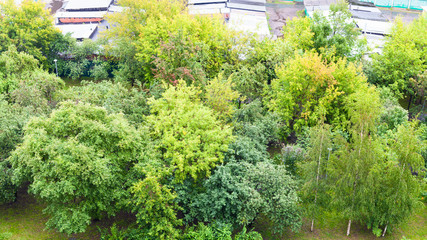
[188,0,227,3]
[64,0,113,11]
[56,23,98,39]
[55,11,107,19]
[351,9,388,21]
[229,0,266,5]
[349,5,382,13]
[108,5,126,12]
[228,9,270,36]
[188,8,230,15]
[304,0,338,7]
[354,19,392,35]
[188,3,227,10]
[227,2,266,12]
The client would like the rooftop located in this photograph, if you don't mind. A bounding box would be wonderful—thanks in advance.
[56,23,98,39]
[64,0,113,11]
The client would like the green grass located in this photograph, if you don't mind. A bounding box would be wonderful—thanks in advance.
[0,188,135,240]
[1,188,425,240]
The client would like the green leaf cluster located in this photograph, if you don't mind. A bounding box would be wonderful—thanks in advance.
[9,102,144,234]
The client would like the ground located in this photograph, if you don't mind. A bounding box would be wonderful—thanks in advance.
[254,206,427,240]
[0,187,135,240]
[1,186,426,239]
[266,1,305,38]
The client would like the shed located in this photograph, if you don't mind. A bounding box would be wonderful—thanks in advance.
[354,19,392,35]
[227,2,266,12]
[188,0,227,3]
[56,23,98,40]
[228,9,270,36]
[64,0,113,11]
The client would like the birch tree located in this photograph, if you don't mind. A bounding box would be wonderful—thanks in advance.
[329,86,382,236]
[300,124,332,232]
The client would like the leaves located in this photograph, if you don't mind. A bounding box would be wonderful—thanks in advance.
[148,81,233,183]
[9,102,144,234]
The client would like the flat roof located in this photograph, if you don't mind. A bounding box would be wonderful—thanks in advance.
[64,0,112,11]
[354,19,392,35]
[56,23,98,39]
[188,8,230,15]
[349,5,382,13]
[188,0,227,3]
[227,2,266,12]
[229,0,266,5]
[188,3,226,10]
[55,11,107,19]
[108,5,126,12]
[228,9,270,36]
[304,0,338,7]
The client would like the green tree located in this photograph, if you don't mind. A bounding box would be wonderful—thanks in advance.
[300,124,332,232]
[370,16,426,99]
[267,51,366,135]
[328,86,383,236]
[63,39,110,80]
[9,102,144,234]
[225,100,279,164]
[129,81,234,238]
[311,1,366,60]
[57,80,149,124]
[106,0,237,84]
[147,81,233,183]
[0,45,39,94]
[205,75,240,122]
[371,121,425,236]
[153,31,208,86]
[0,96,22,204]
[282,16,314,51]
[130,165,183,240]
[188,161,301,234]
[189,162,263,226]
[0,0,62,66]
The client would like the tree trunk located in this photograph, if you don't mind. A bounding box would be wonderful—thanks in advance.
[312,129,324,232]
[311,219,315,232]
[407,94,413,112]
[347,219,352,236]
[382,225,387,237]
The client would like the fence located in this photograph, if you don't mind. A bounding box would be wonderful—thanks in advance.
[357,0,426,10]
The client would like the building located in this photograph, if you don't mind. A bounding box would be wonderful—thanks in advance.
[188,0,271,37]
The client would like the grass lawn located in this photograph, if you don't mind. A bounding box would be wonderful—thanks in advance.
[1,187,426,240]
[0,188,135,240]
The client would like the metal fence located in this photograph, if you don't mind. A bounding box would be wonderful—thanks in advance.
[358,0,426,10]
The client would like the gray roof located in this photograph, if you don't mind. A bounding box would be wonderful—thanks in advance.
[188,8,230,15]
[229,0,266,5]
[228,9,270,36]
[304,0,338,7]
[351,9,388,21]
[188,3,227,9]
[56,23,98,39]
[227,2,266,12]
[354,19,392,35]
[188,0,227,3]
[64,0,113,11]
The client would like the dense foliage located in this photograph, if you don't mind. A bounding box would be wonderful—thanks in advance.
[0,0,426,239]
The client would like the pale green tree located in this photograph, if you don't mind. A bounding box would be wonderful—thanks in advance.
[370,15,426,99]
[0,0,62,66]
[267,51,366,135]
[9,102,144,234]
